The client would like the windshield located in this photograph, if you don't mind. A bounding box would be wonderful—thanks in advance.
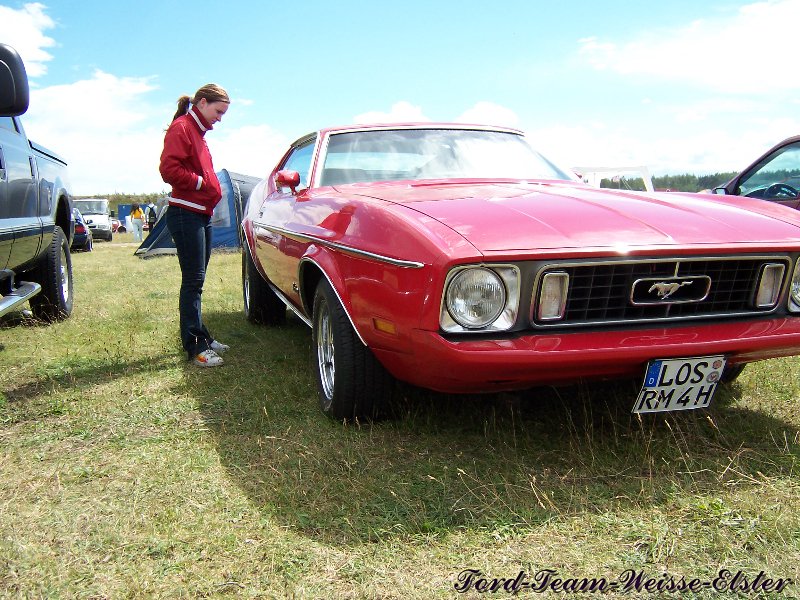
[738,142,800,199]
[318,129,571,186]
[75,200,109,214]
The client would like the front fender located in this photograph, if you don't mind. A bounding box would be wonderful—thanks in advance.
[298,244,434,356]
[298,248,365,342]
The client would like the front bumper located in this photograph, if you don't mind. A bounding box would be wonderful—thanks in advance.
[372,317,800,393]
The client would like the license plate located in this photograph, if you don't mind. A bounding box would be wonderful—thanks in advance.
[634,355,726,414]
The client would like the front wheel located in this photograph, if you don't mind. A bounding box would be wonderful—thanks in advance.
[312,278,395,421]
[28,226,73,321]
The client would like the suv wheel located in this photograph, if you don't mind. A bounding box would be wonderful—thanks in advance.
[28,226,73,321]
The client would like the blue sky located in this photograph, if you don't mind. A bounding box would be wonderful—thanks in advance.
[2,0,798,194]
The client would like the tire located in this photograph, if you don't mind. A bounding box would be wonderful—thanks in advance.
[242,245,286,325]
[28,226,73,322]
[312,278,395,421]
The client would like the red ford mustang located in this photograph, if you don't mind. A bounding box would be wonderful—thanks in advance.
[241,123,800,420]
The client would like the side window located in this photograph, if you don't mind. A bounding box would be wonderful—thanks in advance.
[281,140,315,189]
[738,142,800,199]
[0,117,18,133]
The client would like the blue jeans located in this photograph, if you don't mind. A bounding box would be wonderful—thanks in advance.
[166,205,213,358]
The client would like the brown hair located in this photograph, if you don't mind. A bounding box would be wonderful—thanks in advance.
[171,83,230,122]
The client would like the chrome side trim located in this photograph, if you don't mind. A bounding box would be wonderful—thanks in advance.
[253,222,425,268]
[267,282,311,327]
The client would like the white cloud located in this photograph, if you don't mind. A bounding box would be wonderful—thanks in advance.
[23,70,166,194]
[353,101,430,124]
[353,101,520,128]
[666,97,761,124]
[20,67,285,194]
[209,124,288,182]
[0,2,56,77]
[527,120,800,179]
[455,101,520,128]
[578,0,800,92]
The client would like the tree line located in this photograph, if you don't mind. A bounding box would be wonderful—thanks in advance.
[600,172,738,193]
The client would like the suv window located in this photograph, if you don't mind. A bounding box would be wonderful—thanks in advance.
[738,142,800,200]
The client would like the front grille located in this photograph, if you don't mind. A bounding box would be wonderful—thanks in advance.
[533,256,791,327]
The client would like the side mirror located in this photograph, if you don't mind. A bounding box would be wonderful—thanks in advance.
[276,169,301,194]
[0,43,30,116]
[712,186,728,195]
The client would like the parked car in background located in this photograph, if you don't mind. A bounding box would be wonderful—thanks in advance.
[0,43,74,322]
[242,123,800,421]
[70,208,93,252]
[74,198,113,241]
[713,135,800,210]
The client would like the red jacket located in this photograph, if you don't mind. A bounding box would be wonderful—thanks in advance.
[159,106,222,216]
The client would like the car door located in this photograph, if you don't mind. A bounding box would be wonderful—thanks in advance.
[719,138,800,210]
[1,117,41,269]
[254,137,316,307]
[0,128,10,269]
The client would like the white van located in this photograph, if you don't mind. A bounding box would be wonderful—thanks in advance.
[74,198,113,241]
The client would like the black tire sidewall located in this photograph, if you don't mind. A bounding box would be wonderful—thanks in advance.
[29,226,73,321]
[242,245,286,325]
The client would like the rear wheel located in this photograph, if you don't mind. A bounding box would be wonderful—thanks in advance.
[242,245,286,325]
[312,278,394,421]
[28,226,73,321]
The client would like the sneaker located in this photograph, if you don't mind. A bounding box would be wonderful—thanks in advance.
[210,339,229,354]
[192,349,224,367]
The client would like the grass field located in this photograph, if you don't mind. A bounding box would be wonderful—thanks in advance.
[1,238,799,598]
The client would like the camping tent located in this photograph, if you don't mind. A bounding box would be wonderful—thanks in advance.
[135,169,261,258]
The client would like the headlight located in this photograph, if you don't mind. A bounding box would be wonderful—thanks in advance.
[441,266,520,332]
[790,259,800,311]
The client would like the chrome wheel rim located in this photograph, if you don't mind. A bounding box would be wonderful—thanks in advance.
[59,248,70,304]
[243,272,250,312]
[316,302,335,401]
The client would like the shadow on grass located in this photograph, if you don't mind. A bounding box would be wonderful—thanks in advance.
[194,311,800,545]
[1,350,180,422]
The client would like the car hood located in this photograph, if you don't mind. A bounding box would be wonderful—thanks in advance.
[349,181,800,252]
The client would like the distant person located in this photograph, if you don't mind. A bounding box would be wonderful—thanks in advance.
[130,202,145,242]
[146,201,158,235]
[159,83,230,367]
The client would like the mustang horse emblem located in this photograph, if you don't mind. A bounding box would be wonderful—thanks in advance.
[648,280,693,300]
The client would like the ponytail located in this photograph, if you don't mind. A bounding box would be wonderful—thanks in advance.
[171,95,191,122]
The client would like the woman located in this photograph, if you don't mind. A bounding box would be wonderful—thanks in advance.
[130,202,145,241]
[159,84,230,367]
